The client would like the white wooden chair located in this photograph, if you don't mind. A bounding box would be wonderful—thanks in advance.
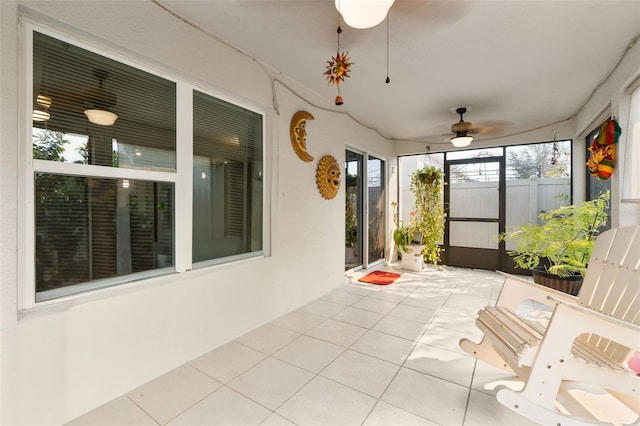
[460,225,640,425]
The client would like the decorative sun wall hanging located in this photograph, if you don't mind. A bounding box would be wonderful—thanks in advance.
[324,21,353,105]
[316,155,342,200]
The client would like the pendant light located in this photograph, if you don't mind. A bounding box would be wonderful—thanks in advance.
[335,0,394,29]
[450,107,473,147]
[84,69,118,126]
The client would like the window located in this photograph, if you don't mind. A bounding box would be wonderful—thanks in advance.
[28,28,264,304]
[192,91,263,263]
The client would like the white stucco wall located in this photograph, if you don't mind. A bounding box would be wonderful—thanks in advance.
[575,36,640,228]
[0,2,396,424]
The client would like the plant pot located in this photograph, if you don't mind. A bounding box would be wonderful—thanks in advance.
[532,267,583,296]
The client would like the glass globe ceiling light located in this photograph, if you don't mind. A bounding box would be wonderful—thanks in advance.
[84,69,119,126]
[450,135,473,147]
[335,0,394,29]
[84,109,118,126]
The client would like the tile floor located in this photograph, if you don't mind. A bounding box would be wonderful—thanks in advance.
[67,266,543,426]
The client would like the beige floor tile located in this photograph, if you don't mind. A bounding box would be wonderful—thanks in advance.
[388,303,436,324]
[260,412,297,425]
[321,349,400,398]
[320,289,363,306]
[429,310,483,335]
[440,294,491,317]
[190,341,266,383]
[351,296,398,315]
[405,343,476,387]
[332,306,384,329]
[464,389,539,426]
[363,401,439,426]
[127,364,222,425]
[401,292,450,310]
[372,315,428,341]
[65,396,156,426]
[307,316,368,346]
[420,325,472,355]
[277,376,377,426]
[350,330,415,365]
[470,361,523,396]
[227,357,313,410]
[382,368,468,426]
[168,386,271,425]
[270,309,328,334]
[235,323,301,355]
[273,335,344,373]
[299,298,347,317]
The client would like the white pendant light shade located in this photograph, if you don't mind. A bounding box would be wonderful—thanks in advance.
[450,135,473,147]
[335,0,394,29]
[84,109,118,126]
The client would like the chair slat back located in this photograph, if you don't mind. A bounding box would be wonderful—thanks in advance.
[578,226,640,324]
[576,226,640,364]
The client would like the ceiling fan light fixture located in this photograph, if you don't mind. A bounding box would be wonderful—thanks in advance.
[335,0,394,29]
[450,134,473,147]
[84,69,118,126]
[450,106,473,147]
[84,109,118,126]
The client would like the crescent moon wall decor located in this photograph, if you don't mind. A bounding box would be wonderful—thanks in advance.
[290,110,315,162]
[316,155,341,200]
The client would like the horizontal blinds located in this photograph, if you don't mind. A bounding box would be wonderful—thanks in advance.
[33,31,176,170]
[192,90,262,261]
[35,174,175,295]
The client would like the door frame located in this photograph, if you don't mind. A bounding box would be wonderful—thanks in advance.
[443,155,506,270]
[345,148,387,272]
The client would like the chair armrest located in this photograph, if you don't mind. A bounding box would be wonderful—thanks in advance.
[495,271,578,311]
[549,295,640,331]
[545,296,640,350]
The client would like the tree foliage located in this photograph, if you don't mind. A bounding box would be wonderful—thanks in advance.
[33,129,68,161]
[507,143,569,179]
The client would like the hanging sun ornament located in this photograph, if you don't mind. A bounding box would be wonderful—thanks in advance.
[324,22,353,105]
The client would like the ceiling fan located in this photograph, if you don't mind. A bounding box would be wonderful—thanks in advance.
[450,106,474,147]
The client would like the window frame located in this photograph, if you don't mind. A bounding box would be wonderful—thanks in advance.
[19,20,268,310]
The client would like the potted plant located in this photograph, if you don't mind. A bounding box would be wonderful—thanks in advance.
[499,191,609,295]
[410,166,446,265]
[392,201,414,257]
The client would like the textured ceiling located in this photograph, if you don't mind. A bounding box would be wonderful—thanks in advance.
[156,0,640,148]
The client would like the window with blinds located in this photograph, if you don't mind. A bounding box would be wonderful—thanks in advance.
[32,30,177,302]
[28,28,265,304]
[192,90,263,264]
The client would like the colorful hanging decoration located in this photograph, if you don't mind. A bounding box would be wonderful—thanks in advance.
[586,118,621,180]
[324,20,353,105]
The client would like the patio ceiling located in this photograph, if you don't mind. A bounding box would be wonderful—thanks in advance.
[155,1,640,149]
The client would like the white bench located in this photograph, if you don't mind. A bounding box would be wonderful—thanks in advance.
[460,226,640,425]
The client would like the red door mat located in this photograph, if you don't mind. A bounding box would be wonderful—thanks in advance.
[358,270,401,285]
